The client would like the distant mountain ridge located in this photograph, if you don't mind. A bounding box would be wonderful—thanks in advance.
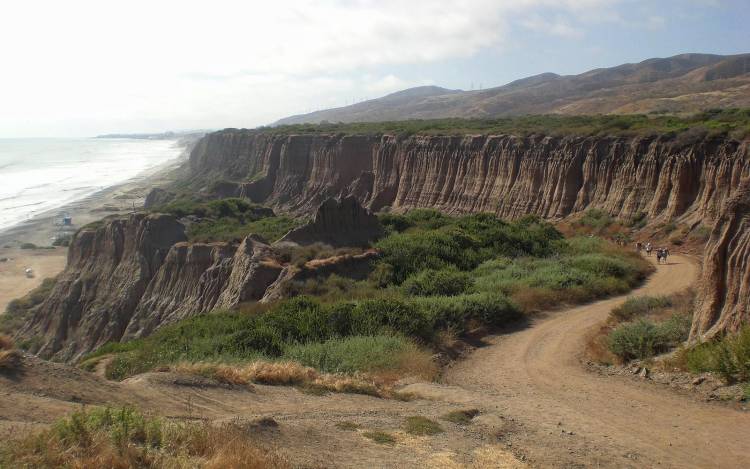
[275,53,750,125]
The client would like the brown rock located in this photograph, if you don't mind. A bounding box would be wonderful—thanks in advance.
[279,196,383,247]
[20,215,284,361]
[189,131,749,225]
[20,214,187,361]
[691,178,750,340]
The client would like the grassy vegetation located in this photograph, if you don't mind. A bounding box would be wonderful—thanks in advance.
[611,296,673,322]
[250,109,750,139]
[587,292,692,364]
[608,315,691,362]
[156,197,301,243]
[0,406,288,469]
[362,431,396,445]
[403,416,444,436]
[573,209,614,233]
[440,409,480,425]
[1,277,56,336]
[335,421,360,431]
[85,209,650,386]
[683,325,750,384]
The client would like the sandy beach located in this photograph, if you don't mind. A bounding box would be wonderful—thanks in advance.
[0,153,187,314]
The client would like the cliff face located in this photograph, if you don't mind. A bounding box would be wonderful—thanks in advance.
[691,178,750,340]
[23,215,283,362]
[279,196,383,247]
[21,214,186,361]
[191,132,750,225]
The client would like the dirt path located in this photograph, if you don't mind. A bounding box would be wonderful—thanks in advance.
[405,255,749,468]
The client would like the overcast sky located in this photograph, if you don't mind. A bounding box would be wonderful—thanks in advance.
[0,0,747,137]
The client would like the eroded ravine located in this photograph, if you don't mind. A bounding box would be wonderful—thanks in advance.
[406,255,750,468]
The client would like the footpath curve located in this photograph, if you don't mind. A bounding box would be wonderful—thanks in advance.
[409,255,749,468]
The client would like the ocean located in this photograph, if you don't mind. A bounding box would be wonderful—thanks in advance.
[0,138,183,231]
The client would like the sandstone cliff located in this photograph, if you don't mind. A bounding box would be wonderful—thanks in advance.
[22,215,283,361]
[279,196,383,247]
[690,178,750,341]
[190,131,750,226]
[20,214,187,361]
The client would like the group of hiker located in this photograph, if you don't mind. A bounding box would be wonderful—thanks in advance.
[635,242,670,264]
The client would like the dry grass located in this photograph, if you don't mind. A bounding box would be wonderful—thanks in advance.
[0,407,289,469]
[173,360,381,396]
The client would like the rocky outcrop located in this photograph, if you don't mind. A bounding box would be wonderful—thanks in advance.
[22,215,283,362]
[279,196,383,247]
[190,131,749,225]
[260,249,379,303]
[20,214,187,361]
[143,188,175,209]
[690,178,750,340]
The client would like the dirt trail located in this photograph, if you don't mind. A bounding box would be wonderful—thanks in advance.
[406,255,749,468]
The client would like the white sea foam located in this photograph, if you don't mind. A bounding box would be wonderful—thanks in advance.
[0,138,183,231]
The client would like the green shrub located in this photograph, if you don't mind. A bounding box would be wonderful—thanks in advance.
[608,314,690,361]
[283,335,419,374]
[440,409,480,425]
[362,431,395,444]
[685,325,750,383]
[413,293,521,333]
[611,296,673,322]
[403,416,443,436]
[20,243,37,250]
[402,268,474,296]
[351,298,431,341]
[575,209,613,231]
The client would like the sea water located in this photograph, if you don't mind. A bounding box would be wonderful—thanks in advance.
[0,138,183,231]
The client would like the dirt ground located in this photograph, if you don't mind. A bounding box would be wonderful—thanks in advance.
[2,254,748,468]
[405,254,750,468]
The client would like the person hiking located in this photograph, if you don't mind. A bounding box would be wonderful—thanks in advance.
[662,247,669,264]
[636,242,643,252]
[645,242,652,256]
[656,248,663,264]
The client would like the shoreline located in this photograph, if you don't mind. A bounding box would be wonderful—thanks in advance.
[0,147,189,315]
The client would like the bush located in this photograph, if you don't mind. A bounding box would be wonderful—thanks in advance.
[403,416,443,436]
[283,335,433,375]
[611,296,673,322]
[440,409,480,425]
[685,325,750,383]
[412,293,520,334]
[20,242,37,250]
[574,209,613,231]
[402,268,474,296]
[350,298,432,341]
[608,314,690,361]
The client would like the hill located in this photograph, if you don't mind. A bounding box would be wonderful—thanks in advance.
[275,53,750,125]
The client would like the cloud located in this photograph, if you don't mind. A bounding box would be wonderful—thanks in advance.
[521,15,585,38]
[0,0,717,136]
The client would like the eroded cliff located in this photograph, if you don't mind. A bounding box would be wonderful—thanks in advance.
[21,214,283,361]
[690,178,750,340]
[191,131,750,226]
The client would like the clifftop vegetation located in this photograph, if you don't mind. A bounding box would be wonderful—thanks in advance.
[84,209,651,386]
[247,109,750,139]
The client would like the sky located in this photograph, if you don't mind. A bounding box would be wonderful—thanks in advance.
[0,0,748,137]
